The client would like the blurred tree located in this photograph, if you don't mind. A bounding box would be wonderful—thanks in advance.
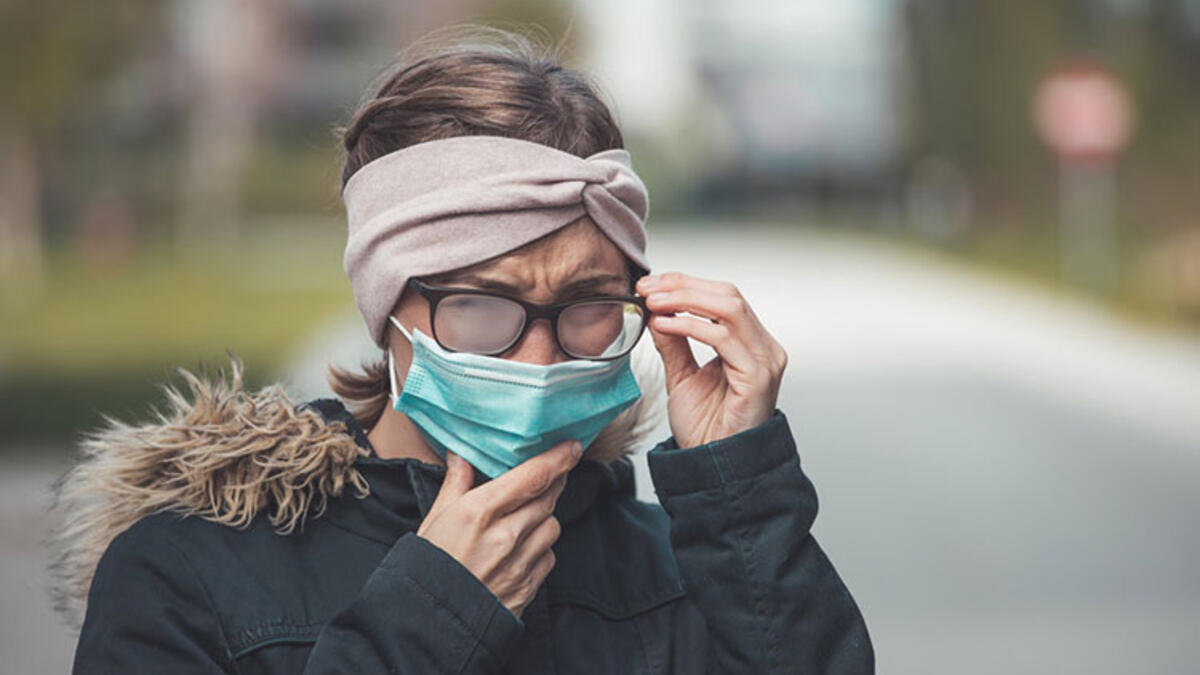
[903,0,1200,312]
[174,0,279,255]
[904,0,1063,242]
[0,0,160,305]
[389,0,576,56]
[476,0,577,48]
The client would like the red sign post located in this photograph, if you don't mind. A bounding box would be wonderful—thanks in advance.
[1032,60,1135,291]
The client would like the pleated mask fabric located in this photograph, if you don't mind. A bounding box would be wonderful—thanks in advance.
[341,134,651,348]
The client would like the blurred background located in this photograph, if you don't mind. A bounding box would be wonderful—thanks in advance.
[2,1,1199,673]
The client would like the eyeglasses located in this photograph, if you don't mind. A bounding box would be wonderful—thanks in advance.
[406,278,649,360]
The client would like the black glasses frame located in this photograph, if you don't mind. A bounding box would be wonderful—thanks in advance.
[407,277,649,360]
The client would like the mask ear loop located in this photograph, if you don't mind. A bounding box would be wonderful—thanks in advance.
[387,315,414,407]
[387,348,401,408]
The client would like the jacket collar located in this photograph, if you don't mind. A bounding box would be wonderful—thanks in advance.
[304,398,636,544]
[48,355,660,627]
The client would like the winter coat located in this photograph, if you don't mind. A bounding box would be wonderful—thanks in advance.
[48,356,874,673]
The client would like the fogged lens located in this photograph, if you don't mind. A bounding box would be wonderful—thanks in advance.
[434,294,525,354]
[559,301,646,359]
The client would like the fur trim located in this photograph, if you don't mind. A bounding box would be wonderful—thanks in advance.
[46,356,371,626]
[47,341,668,626]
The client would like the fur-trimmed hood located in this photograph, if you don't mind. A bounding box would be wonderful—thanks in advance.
[46,340,667,626]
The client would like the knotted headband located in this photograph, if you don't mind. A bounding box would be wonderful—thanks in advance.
[341,134,651,348]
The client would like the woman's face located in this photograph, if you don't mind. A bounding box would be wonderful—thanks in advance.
[389,216,634,376]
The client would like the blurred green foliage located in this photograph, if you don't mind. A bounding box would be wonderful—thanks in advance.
[0,225,353,444]
[241,133,346,216]
[0,0,160,136]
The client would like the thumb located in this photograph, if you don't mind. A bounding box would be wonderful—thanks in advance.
[430,451,474,512]
[649,321,699,394]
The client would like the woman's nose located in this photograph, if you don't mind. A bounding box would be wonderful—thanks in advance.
[505,318,568,365]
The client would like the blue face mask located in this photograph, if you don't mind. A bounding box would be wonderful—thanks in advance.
[387,316,643,478]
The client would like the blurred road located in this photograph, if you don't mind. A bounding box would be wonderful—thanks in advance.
[6,224,1199,674]
[0,455,76,675]
[646,226,1200,675]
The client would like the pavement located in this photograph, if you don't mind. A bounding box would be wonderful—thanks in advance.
[0,455,77,675]
[5,224,1199,674]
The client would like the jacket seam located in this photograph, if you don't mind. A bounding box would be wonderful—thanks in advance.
[656,465,790,497]
[396,568,499,671]
[546,588,686,620]
[706,445,727,482]
[230,633,320,659]
[632,611,662,674]
[228,619,327,658]
[716,449,783,673]
[652,430,794,497]
[162,536,238,670]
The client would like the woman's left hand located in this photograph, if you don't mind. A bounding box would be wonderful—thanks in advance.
[637,271,788,448]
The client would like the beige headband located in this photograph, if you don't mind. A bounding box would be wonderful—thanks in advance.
[341,135,652,348]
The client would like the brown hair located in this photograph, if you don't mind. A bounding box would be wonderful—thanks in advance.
[328,25,629,433]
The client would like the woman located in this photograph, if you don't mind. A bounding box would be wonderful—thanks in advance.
[52,27,873,673]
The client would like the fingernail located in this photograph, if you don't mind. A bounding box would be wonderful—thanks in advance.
[640,274,661,289]
[571,440,583,459]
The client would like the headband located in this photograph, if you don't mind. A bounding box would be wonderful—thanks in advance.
[341,135,651,348]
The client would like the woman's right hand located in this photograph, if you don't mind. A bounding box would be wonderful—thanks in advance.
[416,440,582,619]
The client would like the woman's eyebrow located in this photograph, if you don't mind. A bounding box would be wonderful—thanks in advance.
[441,273,630,298]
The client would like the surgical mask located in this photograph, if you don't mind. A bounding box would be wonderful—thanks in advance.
[387,316,643,478]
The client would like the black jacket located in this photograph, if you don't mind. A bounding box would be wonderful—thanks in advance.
[71,397,873,673]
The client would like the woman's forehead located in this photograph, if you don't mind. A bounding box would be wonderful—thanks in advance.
[435,218,629,286]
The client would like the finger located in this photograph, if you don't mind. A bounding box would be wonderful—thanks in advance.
[644,288,739,322]
[507,514,562,569]
[428,451,474,517]
[649,314,760,377]
[493,473,567,542]
[647,319,699,394]
[502,545,558,620]
[470,439,581,517]
[529,547,557,588]
[637,271,741,300]
[644,288,770,352]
